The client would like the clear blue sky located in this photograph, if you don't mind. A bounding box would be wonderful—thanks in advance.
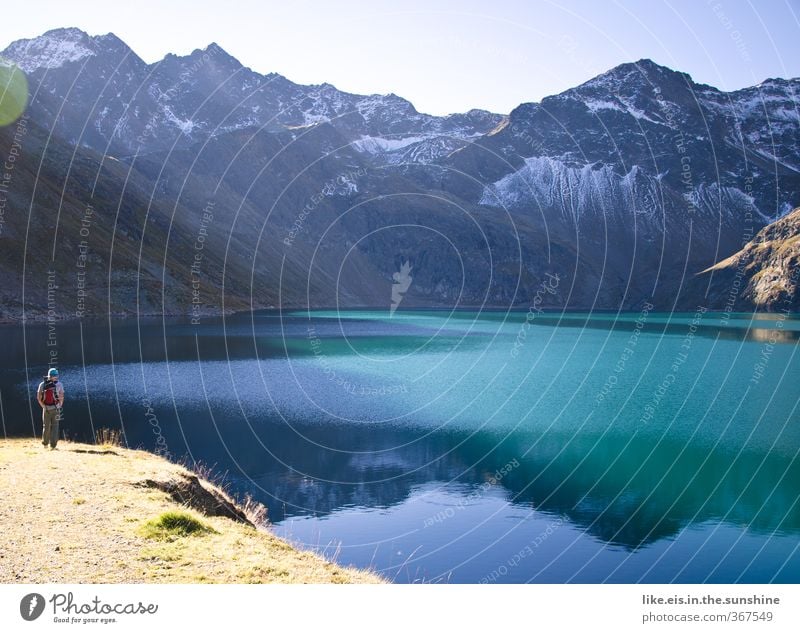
[3,0,799,115]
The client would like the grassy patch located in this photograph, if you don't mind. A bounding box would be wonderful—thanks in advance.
[138,510,217,540]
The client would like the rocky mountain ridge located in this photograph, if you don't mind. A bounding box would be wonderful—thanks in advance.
[1,28,797,319]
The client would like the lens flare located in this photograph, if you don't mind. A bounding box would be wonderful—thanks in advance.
[0,58,28,127]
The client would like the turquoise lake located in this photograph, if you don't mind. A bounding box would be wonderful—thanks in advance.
[3,309,799,582]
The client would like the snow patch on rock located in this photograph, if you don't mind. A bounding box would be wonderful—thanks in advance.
[4,31,95,73]
[352,134,428,154]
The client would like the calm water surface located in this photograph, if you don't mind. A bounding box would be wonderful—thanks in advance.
[1,310,798,582]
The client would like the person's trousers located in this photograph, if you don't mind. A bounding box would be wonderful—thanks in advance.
[42,406,60,448]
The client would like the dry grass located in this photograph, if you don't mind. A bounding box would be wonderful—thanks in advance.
[0,438,383,584]
[95,427,124,447]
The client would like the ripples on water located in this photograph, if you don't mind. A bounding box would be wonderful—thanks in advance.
[2,310,798,582]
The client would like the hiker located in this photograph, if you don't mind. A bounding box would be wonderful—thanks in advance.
[37,368,65,449]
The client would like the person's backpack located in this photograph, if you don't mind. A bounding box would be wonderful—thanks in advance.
[41,379,59,406]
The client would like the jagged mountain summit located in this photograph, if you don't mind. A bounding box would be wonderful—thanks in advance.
[462,58,798,220]
[1,28,501,160]
[1,28,798,319]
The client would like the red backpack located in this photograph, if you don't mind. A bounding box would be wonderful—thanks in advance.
[42,380,59,406]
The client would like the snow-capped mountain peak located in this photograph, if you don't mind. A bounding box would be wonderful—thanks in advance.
[2,27,101,73]
[0,28,502,155]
